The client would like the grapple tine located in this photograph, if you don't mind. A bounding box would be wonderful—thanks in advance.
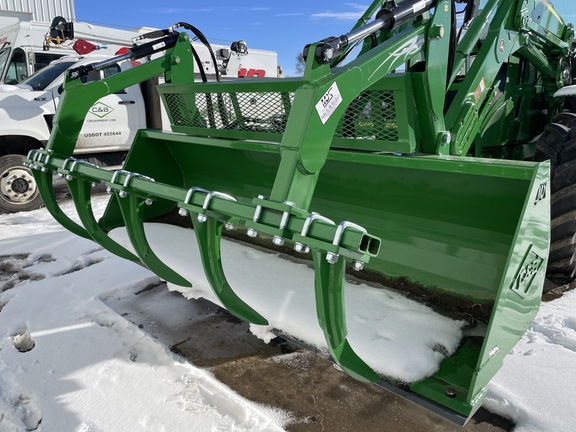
[313,250,380,383]
[32,169,93,241]
[116,193,192,287]
[191,216,268,325]
[66,177,139,262]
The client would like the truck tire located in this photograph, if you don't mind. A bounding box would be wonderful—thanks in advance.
[0,154,43,213]
[534,112,576,284]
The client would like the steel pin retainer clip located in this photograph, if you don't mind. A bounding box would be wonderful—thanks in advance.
[178,187,237,222]
[178,186,210,217]
[106,169,129,194]
[106,170,154,198]
[31,152,43,171]
[272,201,296,246]
[30,151,48,172]
[121,172,155,201]
[197,191,236,223]
[65,159,100,181]
[40,150,54,172]
[328,221,367,270]
[58,157,77,178]
[247,195,266,238]
[23,150,35,168]
[294,213,336,254]
[25,149,52,172]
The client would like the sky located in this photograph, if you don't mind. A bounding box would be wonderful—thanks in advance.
[73,2,368,77]
[73,0,576,77]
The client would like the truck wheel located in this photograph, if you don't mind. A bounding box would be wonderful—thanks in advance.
[534,112,576,284]
[0,154,43,213]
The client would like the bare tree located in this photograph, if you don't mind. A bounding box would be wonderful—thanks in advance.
[295,52,306,76]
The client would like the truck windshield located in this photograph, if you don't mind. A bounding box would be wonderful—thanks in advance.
[20,60,76,91]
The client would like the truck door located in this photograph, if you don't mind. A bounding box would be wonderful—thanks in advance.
[74,62,146,155]
[4,47,27,84]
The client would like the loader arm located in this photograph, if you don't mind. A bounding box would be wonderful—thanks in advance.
[444,0,574,156]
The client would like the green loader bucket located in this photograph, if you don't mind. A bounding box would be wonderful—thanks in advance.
[26,26,550,424]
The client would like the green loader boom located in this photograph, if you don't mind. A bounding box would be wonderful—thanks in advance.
[26,0,575,425]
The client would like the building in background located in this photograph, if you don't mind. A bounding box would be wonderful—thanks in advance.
[0,0,74,22]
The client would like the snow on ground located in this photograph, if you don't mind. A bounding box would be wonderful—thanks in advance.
[0,197,290,432]
[483,291,576,432]
[1,194,576,431]
[108,223,465,384]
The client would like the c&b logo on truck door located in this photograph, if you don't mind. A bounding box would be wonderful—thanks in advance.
[89,102,115,119]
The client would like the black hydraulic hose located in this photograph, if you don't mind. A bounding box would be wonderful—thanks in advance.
[172,22,221,82]
[172,22,233,128]
[191,46,209,83]
[447,0,457,87]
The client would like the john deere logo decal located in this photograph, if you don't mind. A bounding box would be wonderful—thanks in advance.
[89,102,114,118]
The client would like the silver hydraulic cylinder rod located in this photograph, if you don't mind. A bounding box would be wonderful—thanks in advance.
[315,0,436,63]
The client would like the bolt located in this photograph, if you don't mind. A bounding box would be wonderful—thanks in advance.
[294,243,310,254]
[6,181,11,185]
[65,174,73,181]
[430,24,445,40]
[197,214,207,223]
[352,260,365,271]
[322,47,334,63]
[41,167,48,173]
[106,186,113,193]
[119,191,127,198]
[446,387,456,398]
[224,222,235,231]
[326,252,339,264]
[91,182,97,188]
[272,236,284,246]
[178,208,189,217]
[144,198,153,206]
[58,172,65,178]
[247,228,258,238]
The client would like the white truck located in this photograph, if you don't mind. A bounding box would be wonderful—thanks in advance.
[0,15,153,85]
[0,21,278,213]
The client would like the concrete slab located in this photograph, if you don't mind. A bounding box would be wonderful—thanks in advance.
[104,283,513,432]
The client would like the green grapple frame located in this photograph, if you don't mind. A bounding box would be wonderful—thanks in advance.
[26,0,574,424]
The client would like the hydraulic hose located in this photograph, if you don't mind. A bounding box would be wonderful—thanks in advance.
[172,22,221,82]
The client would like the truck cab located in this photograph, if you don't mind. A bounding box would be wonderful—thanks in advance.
[0,44,65,85]
[0,19,67,85]
[0,55,147,213]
